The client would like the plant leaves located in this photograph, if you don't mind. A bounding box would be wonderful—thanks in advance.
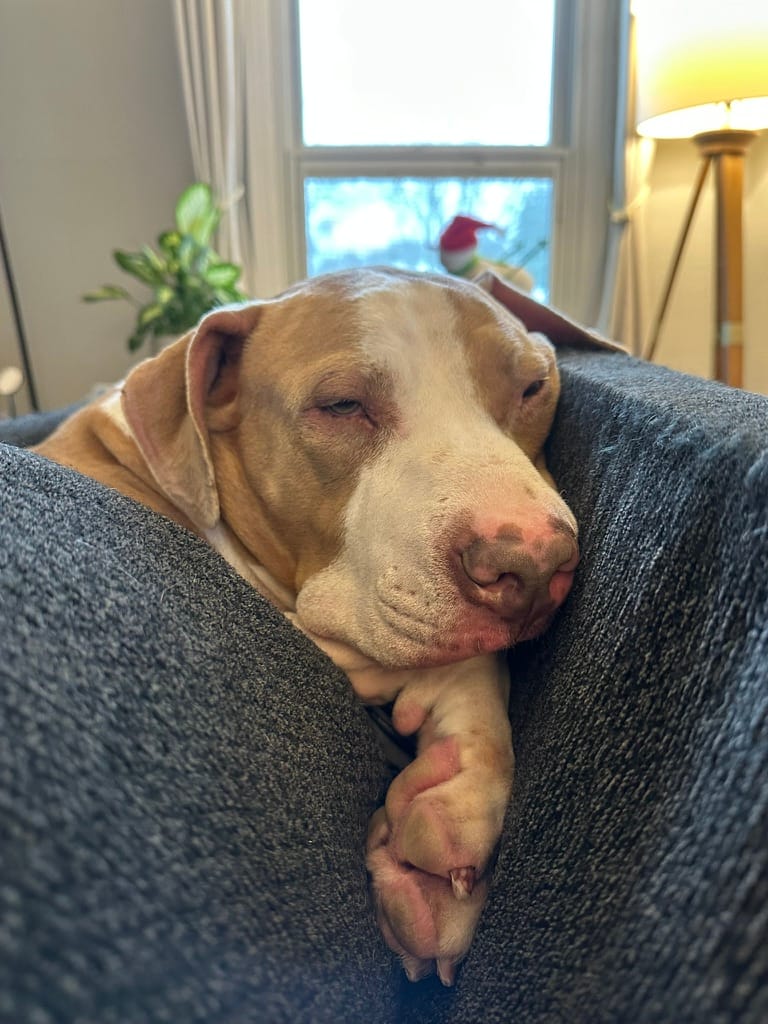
[190,245,212,276]
[177,235,196,271]
[86,182,244,351]
[114,249,164,286]
[141,244,168,277]
[128,328,149,352]
[154,284,175,306]
[214,288,245,305]
[205,262,241,288]
[82,285,132,302]
[175,183,219,243]
[196,208,220,246]
[157,230,181,255]
[138,302,165,328]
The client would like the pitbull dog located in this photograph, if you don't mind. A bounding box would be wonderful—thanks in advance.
[33,268,618,985]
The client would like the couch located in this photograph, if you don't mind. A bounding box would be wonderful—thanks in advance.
[1,347,766,1023]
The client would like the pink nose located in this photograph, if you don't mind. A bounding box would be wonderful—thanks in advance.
[458,523,578,619]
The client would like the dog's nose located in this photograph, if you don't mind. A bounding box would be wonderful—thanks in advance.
[459,525,578,618]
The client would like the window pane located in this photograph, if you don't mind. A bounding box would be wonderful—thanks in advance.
[298,0,555,146]
[304,177,552,301]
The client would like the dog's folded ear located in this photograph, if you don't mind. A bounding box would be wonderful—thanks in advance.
[121,303,263,532]
[475,271,626,353]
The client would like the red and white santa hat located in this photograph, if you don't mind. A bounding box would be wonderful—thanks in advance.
[439,215,498,252]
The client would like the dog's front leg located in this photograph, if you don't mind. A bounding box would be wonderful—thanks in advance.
[365,653,514,985]
[285,616,513,984]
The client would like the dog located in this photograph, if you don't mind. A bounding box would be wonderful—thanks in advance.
[33,268,618,985]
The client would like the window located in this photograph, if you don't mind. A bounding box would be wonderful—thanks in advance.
[270,0,622,323]
[303,177,553,297]
[298,1,556,148]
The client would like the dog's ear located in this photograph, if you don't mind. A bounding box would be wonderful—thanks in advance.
[121,303,262,532]
[475,271,626,352]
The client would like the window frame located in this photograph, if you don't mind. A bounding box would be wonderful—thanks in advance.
[272,0,622,324]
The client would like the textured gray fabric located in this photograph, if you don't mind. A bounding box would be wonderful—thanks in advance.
[0,447,397,1023]
[0,402,81,447]
[401,352,768,1022]
[1,350,767,1023]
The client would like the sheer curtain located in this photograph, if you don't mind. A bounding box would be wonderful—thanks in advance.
[172,0,291,298]
[597,4,655,354]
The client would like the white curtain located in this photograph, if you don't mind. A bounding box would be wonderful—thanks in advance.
[172,0,291,298]
[597,6,655,354]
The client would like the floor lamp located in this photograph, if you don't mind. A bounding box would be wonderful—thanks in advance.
[632,2,768,388]
[0,197,39,411]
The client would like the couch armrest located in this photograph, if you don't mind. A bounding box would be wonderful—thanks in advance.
[0,403,85,447]
[408,351,768,1023]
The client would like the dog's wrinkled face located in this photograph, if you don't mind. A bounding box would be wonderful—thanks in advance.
[204,269,578,669]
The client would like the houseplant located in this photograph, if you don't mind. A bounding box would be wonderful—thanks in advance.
[84,183,245,353]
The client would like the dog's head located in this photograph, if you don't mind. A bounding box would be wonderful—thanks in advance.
[121,268,617,670]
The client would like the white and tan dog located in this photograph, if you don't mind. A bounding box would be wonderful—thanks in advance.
[34,268,617,985]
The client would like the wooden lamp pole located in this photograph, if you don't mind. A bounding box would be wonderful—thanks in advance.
[702,129,756,387]
[645,128,756,388]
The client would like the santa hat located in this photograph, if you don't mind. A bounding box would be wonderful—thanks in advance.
[439,215,498,253]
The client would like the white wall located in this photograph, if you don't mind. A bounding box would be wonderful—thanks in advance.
[0,0,194,413]
[643,133,768,396]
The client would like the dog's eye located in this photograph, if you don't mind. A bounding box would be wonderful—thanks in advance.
[522,378,547,400]
[322,399,363,417]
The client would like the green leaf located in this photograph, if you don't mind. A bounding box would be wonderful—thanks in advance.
[190,245,212,276]
[138,302,165,328]
[114,249,164,286]
[128,328,149,352]
[205,262,241,288]
[157,230,181,255]
[176,235,197,271]
[196,207,220,246]
[82,285,132,302]
[154,284,175,306]
[141,244,168,276]
[214,288,244,306]
[175,183,219,243]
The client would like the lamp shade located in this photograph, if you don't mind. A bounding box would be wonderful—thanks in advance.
[633,0,768,139]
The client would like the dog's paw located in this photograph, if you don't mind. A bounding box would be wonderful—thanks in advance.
[383,728,512,885]
[366,807,488,986]
[364,654,514,982]
[366,730,511,984]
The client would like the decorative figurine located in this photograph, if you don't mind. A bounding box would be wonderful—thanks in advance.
[439,215,534,292]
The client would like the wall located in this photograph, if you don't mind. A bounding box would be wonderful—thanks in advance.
[0,0,194,413]
[643,132,768,395]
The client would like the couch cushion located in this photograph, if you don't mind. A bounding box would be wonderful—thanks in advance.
[0,444,398,1023]
[402,351,768,1023]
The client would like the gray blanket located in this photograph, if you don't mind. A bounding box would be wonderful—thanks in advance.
[1,349,766,1022]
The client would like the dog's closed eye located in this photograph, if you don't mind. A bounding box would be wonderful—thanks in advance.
[522,378,548,401]
[322,399,364,417]
[308,367,397,433]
